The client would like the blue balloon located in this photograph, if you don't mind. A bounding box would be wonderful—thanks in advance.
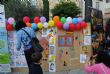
[31,23,37,30]
[72,18,78,24]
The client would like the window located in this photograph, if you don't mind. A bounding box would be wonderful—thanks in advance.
[96,2,99,9]
[106,0,110,3]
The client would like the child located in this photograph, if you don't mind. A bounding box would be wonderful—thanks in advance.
[84,50,110,74]
[30,52,43,74]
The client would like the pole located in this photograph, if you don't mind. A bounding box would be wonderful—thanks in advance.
[84,0,92,22]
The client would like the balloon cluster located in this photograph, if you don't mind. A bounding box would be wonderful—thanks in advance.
[6,17,15,31]
[6,16,87,31]
[53,16,87,31]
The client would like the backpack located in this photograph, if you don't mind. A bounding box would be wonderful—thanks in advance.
[22,29,44,52]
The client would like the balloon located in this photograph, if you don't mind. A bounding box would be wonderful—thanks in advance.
[38,23,43,29]
[48,20,55,27]
[81,22,87,28]
[69,23,75,31]
[40,16,46,23]
[56,22,63,29]
[60,17,66,24]
[66,17,72,24]
[23,16,30,23]
[72,18,78,24]
[31,23,37,30]
[63,23,69,30]
[78,17,83,23]
[34,17,40,24]
[75,23,81,30]
[8,17,15,24]
[6,24,13,31]
[26,23,31,27]
[13,22,16,28]
[43,22,48,28]
[53,16,60,24]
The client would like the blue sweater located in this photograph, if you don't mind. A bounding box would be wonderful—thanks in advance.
[16,27,36,50]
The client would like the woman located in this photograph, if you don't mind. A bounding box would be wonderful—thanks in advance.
[15,20,36,74]
[84,50,110,74]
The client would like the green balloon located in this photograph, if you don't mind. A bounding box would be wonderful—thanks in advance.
[61,17,66,24]
[13,22,16,28]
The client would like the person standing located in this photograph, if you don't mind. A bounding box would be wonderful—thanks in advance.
[30,52,43,74]
[15,20,36,74]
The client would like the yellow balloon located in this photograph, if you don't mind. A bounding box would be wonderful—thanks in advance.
[48,20,55,27]
[38,22,43,29]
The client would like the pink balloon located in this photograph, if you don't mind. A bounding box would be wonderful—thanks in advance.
[8,17,15,24]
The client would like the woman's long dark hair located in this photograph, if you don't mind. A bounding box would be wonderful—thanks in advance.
[15,20,26,31]
[95,50,110,68]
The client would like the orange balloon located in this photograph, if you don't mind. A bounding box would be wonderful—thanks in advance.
[53,16,60,24]
[26,23,31,27]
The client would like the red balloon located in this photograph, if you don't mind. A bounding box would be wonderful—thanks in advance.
[34,17,40,24]
[23,16,30,23]
[69,23,75,31]
[81,22,87,29]
[56,22,63,29]
[75,23,81,30]
[6,24,13,31]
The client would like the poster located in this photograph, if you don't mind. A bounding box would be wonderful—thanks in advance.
[0,28,11,72]
[84,35,91,46]
[42,28,48,37]
[8,31,27,67]
[49,62,56,72]
[83,23,91,35]
[80,54,86,63]
[48,32,56,72]
[0,5,5,27]
[58,36,73,46]
[47,27,56,37]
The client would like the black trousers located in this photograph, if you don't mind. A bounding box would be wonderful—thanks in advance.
[24,48,35,74]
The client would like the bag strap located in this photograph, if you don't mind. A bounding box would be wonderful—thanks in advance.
[100,64,106,74]
[21,29,31,39]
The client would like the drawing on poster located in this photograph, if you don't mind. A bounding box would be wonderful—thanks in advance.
[58,36,73,46]
[80,54,87,63]
[48,27,56,37]
[58,36,65,46]
[84,35,91,46]
[49,62,56,72]
[49,46,55,55]
[66,36,73,46]
[42,28,48,37]
[49,37,56,45]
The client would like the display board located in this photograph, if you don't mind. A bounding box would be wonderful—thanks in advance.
[0,5,11,73]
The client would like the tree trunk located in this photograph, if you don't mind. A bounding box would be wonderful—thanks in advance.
[42,0,49,21]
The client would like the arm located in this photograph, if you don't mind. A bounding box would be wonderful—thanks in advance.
[16,31,22,50]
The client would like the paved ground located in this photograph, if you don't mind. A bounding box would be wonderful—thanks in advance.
[0,69,86,74]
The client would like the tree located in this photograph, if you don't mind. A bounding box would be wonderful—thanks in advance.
[42,0,49,21]
[2,0,41,21]
[51,1,81,17]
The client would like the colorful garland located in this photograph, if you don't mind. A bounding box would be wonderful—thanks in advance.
[6,16,87,31]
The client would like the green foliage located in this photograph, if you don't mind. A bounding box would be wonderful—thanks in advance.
[2,0,40,21]
[51,1,81,17]
[42,0,49,21]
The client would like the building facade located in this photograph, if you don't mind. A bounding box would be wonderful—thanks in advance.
[92,0,110,25]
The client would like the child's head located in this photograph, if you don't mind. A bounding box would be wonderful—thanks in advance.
[32,52,42,63]
[95,50,110,68]
[15,20,26,31]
